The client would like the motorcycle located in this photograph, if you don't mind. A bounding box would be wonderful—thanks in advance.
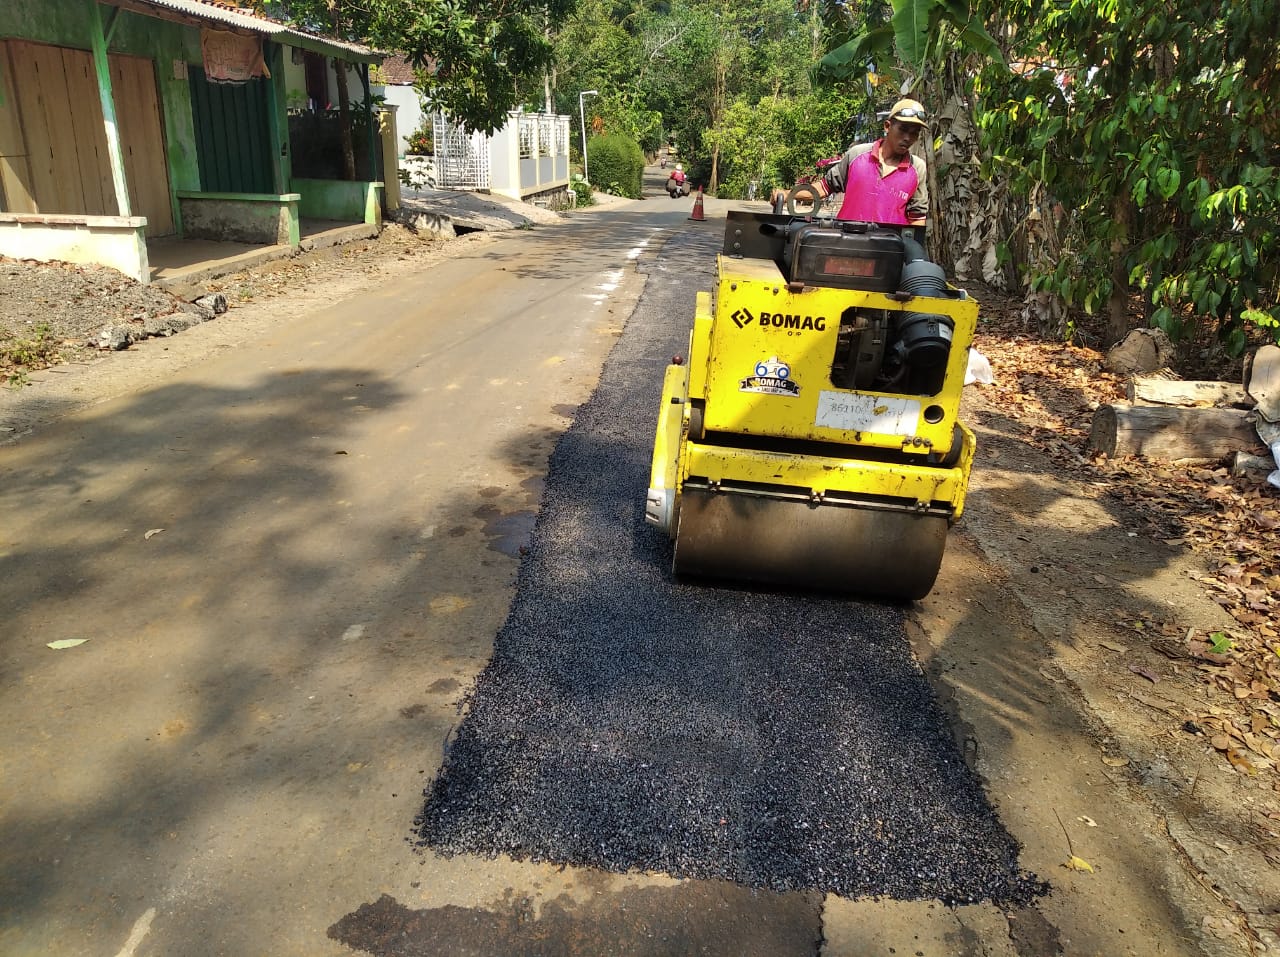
[666,176,690,199]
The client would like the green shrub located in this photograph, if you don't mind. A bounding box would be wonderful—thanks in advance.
[569,176,594,207]
[585,134,644,199]
[1,323,59,385]
[405,124,433,156]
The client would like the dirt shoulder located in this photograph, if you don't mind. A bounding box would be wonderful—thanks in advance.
[1,219,1276,953]
[949,299,1280,954]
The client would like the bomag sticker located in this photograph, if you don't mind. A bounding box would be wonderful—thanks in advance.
[740,356,800,396]
[730,309,828,334]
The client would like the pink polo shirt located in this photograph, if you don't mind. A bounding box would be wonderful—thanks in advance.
[827,140,926,225]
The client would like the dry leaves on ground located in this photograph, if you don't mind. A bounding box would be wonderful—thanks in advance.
[972,283,1279,784]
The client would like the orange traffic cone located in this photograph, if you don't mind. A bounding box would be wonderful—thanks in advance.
[688,186,706,222]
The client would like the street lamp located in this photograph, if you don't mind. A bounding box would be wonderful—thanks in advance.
[578,90,599,183]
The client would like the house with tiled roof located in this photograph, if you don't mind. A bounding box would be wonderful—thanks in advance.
[374,55,428,158]
[0,0,395,282]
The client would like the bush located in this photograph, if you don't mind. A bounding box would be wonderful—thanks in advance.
[569,176,594,207]
[406,124,432,156]
[585,133,644,199]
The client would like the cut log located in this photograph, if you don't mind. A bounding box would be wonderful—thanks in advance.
[1125,377,1250,407]
[1089,403,1264,460]
[1245,344,1280,421]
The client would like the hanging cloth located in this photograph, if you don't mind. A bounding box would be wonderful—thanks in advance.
[201,29,271,84]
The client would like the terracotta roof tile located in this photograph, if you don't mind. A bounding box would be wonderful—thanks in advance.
[379,55,417,85]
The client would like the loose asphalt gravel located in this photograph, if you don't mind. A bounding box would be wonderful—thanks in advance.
[415,225,1046,906]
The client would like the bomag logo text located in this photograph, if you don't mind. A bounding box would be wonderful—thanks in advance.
[758,312,826,332]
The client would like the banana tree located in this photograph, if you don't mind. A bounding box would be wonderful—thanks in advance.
[816,0,1000,84]
[813,0,1005,274]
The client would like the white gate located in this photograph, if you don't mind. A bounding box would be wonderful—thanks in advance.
[431,111,491,190]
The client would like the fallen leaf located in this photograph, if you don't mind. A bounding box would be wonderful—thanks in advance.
[1096,639,1127,653]
[47,638,89,649]
[1128,663,1161,683]
[1077,816,1098,827]
[1102,754,1130,767]
[1208,631,1234,654]
[144,528,165,540]
[1063,855,1094,873]
[1226,749,1257,775]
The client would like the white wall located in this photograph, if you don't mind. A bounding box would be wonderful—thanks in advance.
[0,215,149,283]
[382,86,425,156]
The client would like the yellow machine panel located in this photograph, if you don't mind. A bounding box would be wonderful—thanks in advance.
[696,257,977,457]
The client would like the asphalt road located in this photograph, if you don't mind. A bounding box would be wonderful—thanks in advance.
[0,202,676,954]
[414,218,1042,906]
[0,179,1228,957]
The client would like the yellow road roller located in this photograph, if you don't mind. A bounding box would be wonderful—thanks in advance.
[645,208,978,600]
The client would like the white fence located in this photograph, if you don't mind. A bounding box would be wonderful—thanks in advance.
[406,111,570,201]
[432,112,492,190]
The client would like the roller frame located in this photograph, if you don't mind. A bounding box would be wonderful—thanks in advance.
[646,215,979,600]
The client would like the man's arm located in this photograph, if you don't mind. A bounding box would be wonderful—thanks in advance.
[905,154,929,225]
[810,142,873,200]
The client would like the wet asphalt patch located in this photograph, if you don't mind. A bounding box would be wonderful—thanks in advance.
[415,229,1045,905]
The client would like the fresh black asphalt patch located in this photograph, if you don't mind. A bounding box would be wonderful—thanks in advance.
[416,227,1045,905]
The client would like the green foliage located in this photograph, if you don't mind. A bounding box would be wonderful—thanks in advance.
[1208,631,1234,655]
[569,177,595,207]
[2,323,58,385]
[976,0,1280,350]
[818,0,1002,81]
[267,0,571,135]
[592,92,665,156]
[405,123,432,155]
[707,94,850,198]
[586,134,645,198]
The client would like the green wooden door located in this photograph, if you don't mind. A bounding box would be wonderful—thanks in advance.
[188,66,274,194]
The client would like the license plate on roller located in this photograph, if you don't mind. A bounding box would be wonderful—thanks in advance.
[815,391,919,434]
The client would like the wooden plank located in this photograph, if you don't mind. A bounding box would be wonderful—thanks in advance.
[0,40,38,213]
[61,46,112,216]
[9,41,110,216]
[10,41,63,212]
[1125,377,1250,407]
[33,42,90,213]
[112,54,174,236]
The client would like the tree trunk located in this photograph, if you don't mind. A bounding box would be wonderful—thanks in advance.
[708,59,725,193]
[1089,403,1264,460]
[334,58,356,181]
[1104,196,1133,345]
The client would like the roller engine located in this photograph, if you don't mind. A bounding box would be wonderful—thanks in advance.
[645,209,978,600]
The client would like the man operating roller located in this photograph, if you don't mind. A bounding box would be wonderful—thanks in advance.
[808,98,930,226]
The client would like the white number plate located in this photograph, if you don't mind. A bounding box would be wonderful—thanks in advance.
[815,391,920,435]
